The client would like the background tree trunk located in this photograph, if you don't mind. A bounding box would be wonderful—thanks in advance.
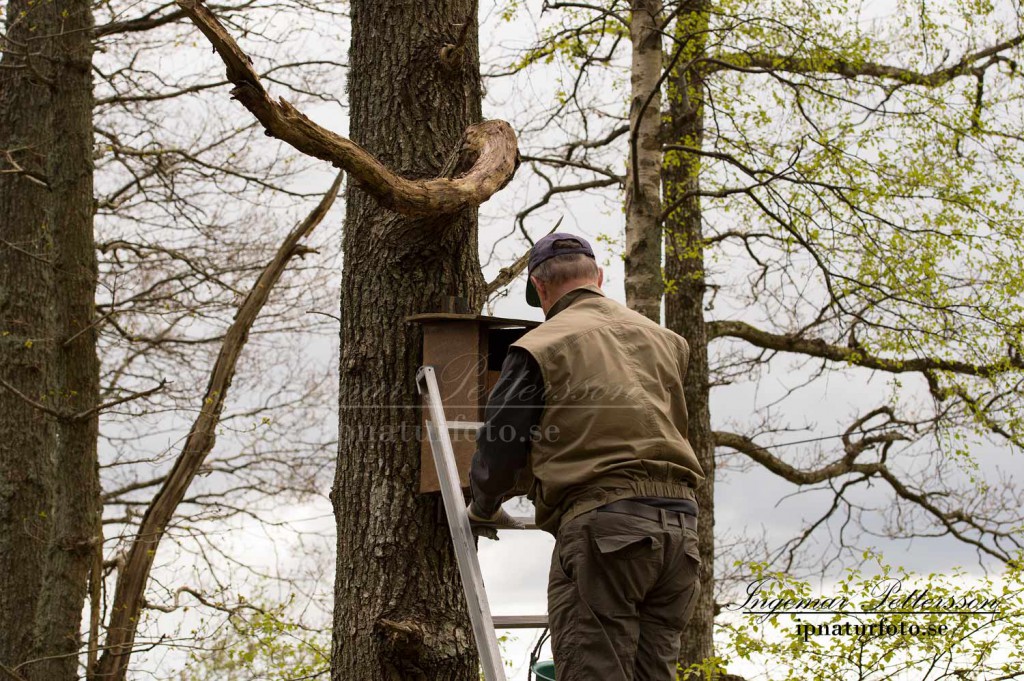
[28,1,101,676]
[0,0,98,678]
[331,1,486,679]
[663,3,715,676]
[0,0,60,668]
[624,0,664,322]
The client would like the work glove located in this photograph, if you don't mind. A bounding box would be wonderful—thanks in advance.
[467,500,526,540]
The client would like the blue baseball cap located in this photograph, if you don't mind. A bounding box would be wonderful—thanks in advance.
[525,232,596,307]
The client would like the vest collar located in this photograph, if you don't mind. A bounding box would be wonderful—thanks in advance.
[545,283,606,320]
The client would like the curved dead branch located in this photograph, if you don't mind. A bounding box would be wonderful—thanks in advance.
[175,0,519,217]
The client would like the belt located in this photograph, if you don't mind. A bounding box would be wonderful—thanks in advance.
[597,499,697,531]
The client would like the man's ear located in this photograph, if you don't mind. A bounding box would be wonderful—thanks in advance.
[531,275,545,300]
[597,267,604,287]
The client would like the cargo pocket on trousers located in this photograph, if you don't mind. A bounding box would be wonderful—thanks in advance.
[680,526,703,593]
[682,527,701,566]
[554,545,574,582]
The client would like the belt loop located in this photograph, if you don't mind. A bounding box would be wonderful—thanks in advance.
[659,508,667,530]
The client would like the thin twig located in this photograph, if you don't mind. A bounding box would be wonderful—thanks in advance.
[0,237,52,264]
[485,216,563,296]
[0,377,66,420]
[0,661,27,681]
[72,379,168,421]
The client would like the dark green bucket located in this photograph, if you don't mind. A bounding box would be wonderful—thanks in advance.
[532,660,556,681]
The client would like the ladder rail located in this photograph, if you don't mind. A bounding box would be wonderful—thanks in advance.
[416,365,507,681]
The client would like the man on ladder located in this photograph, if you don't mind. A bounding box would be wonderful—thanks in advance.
[467,231,705,681]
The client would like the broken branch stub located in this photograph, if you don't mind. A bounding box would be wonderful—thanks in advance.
[175,0,519,217]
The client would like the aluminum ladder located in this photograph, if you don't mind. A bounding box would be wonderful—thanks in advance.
[415,365,547,681]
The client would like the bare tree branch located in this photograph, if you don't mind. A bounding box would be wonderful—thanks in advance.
[95,172,343,681]
[708,33,1024,85]
[142,585,265,615]
[0,376,66,420]
[72,379,168,421]
[92,0,256,37]
[714,427,1020,562]
[708,320,1024,377]
[0,661,27,681]
[485,217,563,296]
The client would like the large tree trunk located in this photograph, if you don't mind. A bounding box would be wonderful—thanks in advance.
[0,0,60,668]
[29,3,101,678]
[663,3,715,676]
[624,0,664,322]
[0,0,99,678]
[331,1,485,679]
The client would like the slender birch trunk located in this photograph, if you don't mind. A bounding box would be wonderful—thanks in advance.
[625,0,665,322]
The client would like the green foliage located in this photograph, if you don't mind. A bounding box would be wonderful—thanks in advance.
[179,594,329,681]
[505,0,628,75]
[498,0,524,23]
[610,0,1024,475]
[500,0,1024,674]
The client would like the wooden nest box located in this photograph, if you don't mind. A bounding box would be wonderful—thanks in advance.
[407,312,540,494]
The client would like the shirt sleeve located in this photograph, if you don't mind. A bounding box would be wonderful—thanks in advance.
[468,347,545,516]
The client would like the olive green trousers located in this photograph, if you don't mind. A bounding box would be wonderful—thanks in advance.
[547,507,701,680]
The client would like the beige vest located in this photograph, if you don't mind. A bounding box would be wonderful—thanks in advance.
[512,285,705,534]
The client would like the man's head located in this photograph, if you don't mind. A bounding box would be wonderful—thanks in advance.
[526,232,603,313]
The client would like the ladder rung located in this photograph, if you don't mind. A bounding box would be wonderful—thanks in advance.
[492,615,548,629]
[474,517,537,531]
[448,420,484,432]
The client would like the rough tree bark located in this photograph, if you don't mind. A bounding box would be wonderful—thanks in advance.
[27,2,101,678]
[624,0,664,322]
[330,0,489,678]
[0,0,99,679]
[0,0,59,669]
[663,3,716,676]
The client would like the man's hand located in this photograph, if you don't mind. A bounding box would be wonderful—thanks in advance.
[467,500,526,540]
